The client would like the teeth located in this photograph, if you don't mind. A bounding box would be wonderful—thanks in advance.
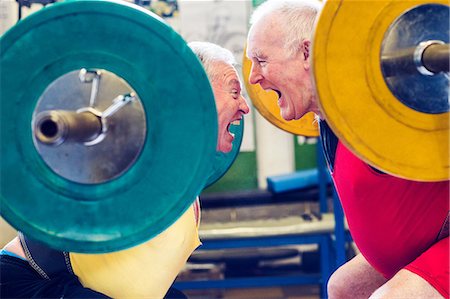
[231,120,241,125]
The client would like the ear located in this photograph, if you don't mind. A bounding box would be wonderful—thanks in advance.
[301,39,311,69]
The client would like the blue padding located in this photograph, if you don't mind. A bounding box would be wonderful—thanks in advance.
[267,168,331,193]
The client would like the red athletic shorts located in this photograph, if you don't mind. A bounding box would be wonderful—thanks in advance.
[405,237,449,298]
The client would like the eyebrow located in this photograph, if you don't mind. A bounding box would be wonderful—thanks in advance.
[253,49,267,59]
[247,48,263,59]
[228,79,241,87]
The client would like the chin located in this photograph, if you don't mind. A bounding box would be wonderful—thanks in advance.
[280,109,295,121]
[218,143,233,153]
[220,147,232,154]
[281,113,294,121]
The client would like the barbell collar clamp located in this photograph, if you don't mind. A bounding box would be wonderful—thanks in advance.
[101,93,136,119]
[79,68,102,107]
[78,68,102,83]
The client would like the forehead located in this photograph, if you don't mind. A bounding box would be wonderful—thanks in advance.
[213,62,240,86]
[218,62,239,77]
[247,16,285,57]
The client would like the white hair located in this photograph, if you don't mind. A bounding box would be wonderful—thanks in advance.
[250,0,322,56]
[188,41,236,83]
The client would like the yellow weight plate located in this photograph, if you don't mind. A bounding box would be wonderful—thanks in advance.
[313,0,449,182]
[242,51,319,137]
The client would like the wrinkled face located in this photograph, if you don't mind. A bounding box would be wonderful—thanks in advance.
[211,62,250,153]
[246,15,319,120]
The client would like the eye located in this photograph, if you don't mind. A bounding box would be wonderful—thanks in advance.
[231,90,240,99]
[252,57,266,67]
[256,58,267,66]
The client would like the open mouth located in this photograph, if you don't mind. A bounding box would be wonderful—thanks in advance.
[227,123,235,138]
[226,119,242,138]
[272,89,286,108]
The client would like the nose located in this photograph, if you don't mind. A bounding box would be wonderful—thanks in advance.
[249,62,263,85]
[239,95,250,115]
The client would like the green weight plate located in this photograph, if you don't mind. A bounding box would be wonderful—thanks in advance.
[205,118,244,188]
[0,0,217,253]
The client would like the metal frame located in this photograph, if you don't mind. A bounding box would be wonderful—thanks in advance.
[175,144,350,298]
[175,234,333,297]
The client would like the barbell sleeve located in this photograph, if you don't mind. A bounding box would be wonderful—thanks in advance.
[34,110,102,145]
[421,43,450,74]
[382,41,449,77]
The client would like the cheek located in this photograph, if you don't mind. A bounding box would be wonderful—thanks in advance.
[286,88,301,106]
[218,100,233,118]
[216,107,226,126]
[218,121,227,135]
[267,64,285,77]
[217,115,230,141]
[263,66,276,79]
[215,100,226,122]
